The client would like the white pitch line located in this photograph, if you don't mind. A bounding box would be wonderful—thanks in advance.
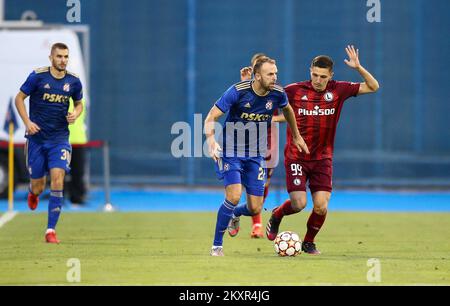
[0,211,18,228]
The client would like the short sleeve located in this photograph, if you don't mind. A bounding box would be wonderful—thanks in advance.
[283,83,297,105]
[279,91,289,108]
[214,85,239,114]
[335,81,360,100]
[72,79,83,101]
[20,72,38,96]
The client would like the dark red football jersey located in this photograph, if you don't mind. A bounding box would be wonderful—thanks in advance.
[284,80,360,161]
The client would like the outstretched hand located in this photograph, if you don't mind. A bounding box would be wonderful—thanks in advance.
[344,45,361,69]
[240,66,253,81]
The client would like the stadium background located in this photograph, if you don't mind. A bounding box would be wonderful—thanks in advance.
[1,0,450,286]
[4,0,450,189]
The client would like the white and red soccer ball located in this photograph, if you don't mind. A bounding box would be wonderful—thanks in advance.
[274,231,302,257]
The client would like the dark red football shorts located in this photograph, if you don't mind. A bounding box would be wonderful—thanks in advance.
[284,158,333,193]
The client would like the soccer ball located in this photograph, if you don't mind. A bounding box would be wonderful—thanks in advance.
[274,231,302,257]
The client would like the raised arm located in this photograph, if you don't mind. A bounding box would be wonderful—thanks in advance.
[344,45,380,95]
[240,66,253,81]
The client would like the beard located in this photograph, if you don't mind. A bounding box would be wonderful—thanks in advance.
[52,62,67,72]
[262,81,275,92]
[55,66,66,72]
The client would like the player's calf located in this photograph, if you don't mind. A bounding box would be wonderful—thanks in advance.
[266,199,301,241]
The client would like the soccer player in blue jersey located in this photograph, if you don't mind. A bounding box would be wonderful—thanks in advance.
[205,57,309,256]
[15,43,84,244]
[239,53,268,238]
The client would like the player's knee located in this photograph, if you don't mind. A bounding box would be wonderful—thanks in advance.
[313,205,328,216]
[50,176,65,190]
[249,205,262,215]
[290,197,307,211]
[226,195,241,205]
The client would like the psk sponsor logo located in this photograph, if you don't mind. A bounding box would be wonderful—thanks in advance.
[324,92,334,102]
[241,112,271,121]
[293,178,301,186]
[63,83,70,92]
[266,100,273,110]
[42,93,70,103]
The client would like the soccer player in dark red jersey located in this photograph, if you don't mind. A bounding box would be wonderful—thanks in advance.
[266,45,380,254]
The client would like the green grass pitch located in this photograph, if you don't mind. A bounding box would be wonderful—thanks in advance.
[0,211,449,285]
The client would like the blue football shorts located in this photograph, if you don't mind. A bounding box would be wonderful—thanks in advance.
[25,139,72,179]
[215,156,266,196]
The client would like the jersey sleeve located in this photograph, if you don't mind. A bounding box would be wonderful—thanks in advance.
[336,81,360,100]
[72,79,83,101]
[279,91,289,108]
[19,72,38,96]
[214,85,239,113]
[283,83,297,106]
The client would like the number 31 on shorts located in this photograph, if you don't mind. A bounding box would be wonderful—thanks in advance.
[291,164,302,176]
[61,149,71,167]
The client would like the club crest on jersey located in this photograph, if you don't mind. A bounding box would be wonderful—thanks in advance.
[265,100,273,110]
[324,92,334,102]
[63,83,70,92]
[293,178,301,186]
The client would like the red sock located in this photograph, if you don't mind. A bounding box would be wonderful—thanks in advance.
[263,184,269,201]
[304,211,327,242]
[252,213,262,225]
[273,199,297,220]
[258,181,270,225]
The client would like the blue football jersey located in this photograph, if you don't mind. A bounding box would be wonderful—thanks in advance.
[20,66,83,143]
[214,80,287,157]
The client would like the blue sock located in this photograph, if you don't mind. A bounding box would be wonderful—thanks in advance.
[213,199,236,247]
[233,202,253,217]
[47,190,63,230]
